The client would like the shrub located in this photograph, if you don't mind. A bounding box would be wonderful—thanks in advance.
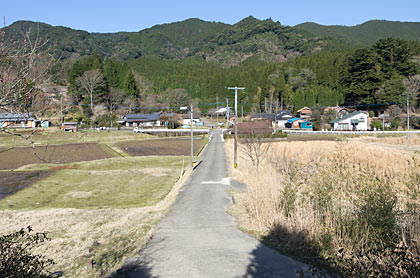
[0,227,54,278]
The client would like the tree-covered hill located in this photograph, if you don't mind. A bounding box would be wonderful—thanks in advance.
[1,17,326,64]
[200,16,326,66]
[137,18,229,58]
[4,18,420,65]
[295,20,420,46]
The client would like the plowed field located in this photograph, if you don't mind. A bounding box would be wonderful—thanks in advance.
[0,143,112,170]
[118,137,206,156]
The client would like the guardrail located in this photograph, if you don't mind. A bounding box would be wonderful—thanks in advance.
[282,130,420,135]
[134,128,210,135]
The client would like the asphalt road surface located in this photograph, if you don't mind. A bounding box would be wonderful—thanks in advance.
[120,129,308,278]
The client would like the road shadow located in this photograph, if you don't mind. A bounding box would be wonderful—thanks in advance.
[237,222,338,278]
[110,255,157,278]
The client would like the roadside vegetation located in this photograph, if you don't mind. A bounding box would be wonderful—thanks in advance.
[226,136,420,276]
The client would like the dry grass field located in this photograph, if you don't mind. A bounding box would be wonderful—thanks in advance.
[226,137,420,274]
[0,156,189,277]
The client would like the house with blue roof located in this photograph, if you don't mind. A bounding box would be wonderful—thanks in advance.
[285,118,313,130]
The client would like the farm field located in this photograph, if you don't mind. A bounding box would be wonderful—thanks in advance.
[0,130,207,277]
[118,137,207,156]
[226,136,420,275]
[0,155,189,277]
[0,171,52,200]
[0,128,151,148]
[0,143,113,170]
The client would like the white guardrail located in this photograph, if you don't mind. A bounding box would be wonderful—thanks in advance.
[135,128,210,134]
[282,130,420,135]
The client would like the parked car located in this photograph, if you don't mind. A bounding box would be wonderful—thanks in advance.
[96,126,108,131]
[218,122,224,127]
[133,127,142,133]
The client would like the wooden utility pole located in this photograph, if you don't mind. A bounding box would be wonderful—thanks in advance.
[227,87,245,169]
[190,104,194,168]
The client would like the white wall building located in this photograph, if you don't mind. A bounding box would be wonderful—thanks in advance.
[330,111,369,131]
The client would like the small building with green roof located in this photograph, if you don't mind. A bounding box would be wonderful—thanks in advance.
[330,111,369,131]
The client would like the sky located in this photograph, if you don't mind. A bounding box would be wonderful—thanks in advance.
[2,0,420,33]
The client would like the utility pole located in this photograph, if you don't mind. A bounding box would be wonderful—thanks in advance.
[190,104,194,168]
[216,94,219,124]
[111,120,114,147]
[60,92,64,125]
[227,87,245,169]
[407,93,410,146]
[382,112,385,134]
[226,98,229,129]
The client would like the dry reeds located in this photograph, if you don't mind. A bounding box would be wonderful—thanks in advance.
[226,139,420,269]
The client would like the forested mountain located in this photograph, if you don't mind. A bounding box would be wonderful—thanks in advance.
[295,20,420,46]
[2,17,325,64]
[3,19,228,60]
[5,18,420,64]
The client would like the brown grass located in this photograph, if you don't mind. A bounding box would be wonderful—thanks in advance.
[354,133,420,146]
[0,166,193,277]
[226,139,420,264]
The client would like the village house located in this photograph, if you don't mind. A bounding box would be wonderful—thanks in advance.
[0,113,40,128]
[330,111,369,131]
[62,122,78,132]
[285,118,313,130]
[274,111,294,129]
[120,113,162,127]
[296,107,313,119]
[324,106,350,118]
[182,113,202,126]
[230,121,274,135]
[250,113,276,122]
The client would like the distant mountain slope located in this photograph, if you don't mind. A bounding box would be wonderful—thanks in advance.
[3,18,420,65]
[3,19,228,60]
[201,16,325,66]
[137,18,229,58]
[3,20,143,60]
[295,20,420,46]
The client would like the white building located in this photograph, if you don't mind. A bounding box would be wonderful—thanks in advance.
[330,111,369,131]
[182,113,202,125]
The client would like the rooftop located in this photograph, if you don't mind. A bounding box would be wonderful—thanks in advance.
[330,111,368,124]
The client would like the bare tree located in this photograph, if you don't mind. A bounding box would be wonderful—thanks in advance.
[240,134,271,170]
[403,74,420,112]
[76,69,105,121]
[0,28,53,115]
[108,87,126,111]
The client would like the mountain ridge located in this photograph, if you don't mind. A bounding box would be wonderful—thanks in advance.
[3,17,420,64]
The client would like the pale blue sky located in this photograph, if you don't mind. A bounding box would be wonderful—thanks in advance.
[3,0,419,33]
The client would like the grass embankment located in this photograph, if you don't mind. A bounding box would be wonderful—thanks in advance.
[0,155,187,277]
[226,137,420,276]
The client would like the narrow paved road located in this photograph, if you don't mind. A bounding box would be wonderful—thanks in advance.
[121,130,307,278]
